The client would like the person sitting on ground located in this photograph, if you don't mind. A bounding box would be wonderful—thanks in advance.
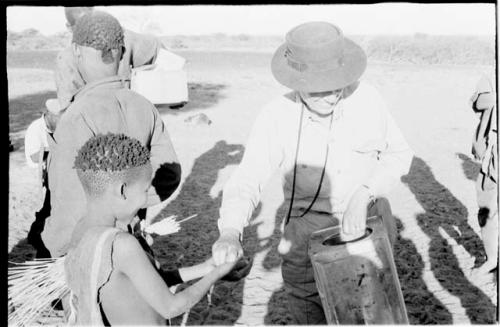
[469,74,498,278]
[65,133,237,325]
[24,98,64,258]
[42,10,181,258]
[55,6,164,110]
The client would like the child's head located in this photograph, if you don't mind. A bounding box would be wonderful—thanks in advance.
[71,10,124,80]
[74,133,152,222]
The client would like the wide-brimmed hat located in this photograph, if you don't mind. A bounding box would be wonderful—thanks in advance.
[45,99,64,115]
[271,21,367,93]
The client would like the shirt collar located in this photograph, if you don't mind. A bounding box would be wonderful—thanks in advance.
[41,113,54,134]
[73,75,129,101]
[296,93,345,125]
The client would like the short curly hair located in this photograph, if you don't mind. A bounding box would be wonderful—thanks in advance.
[72,11,124,64]
[74,133,151,196]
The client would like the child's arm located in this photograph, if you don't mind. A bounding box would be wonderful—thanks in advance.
[113,232,235,319]
[177,258,215,282]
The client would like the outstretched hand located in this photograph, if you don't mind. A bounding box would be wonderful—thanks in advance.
[212,229,243,266]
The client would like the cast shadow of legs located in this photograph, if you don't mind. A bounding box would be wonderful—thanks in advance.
[392,216,452,324]
[150,140,245,325]
[402,156,496,323]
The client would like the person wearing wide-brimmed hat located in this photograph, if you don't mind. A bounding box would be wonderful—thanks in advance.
[212,22,413,324]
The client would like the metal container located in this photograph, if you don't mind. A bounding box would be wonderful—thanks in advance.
[308,215,408,324]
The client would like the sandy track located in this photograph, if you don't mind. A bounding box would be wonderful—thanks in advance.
[8,54,497,324]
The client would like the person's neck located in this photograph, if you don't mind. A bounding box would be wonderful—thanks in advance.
[85,198,117,228]
[83,69,118,84]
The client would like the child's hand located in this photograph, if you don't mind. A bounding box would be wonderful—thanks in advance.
[214,260,237,278]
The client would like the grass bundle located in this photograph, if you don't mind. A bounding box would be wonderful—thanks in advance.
[8,257,69,326]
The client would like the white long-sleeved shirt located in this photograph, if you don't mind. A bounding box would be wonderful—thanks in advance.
[218,81,414,235]
[24,115,50,168]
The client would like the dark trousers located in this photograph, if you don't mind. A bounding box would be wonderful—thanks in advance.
[27,188,52,259]
[280,200,395,325]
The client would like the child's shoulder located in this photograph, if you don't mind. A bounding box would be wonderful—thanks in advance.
[111,231,145,261]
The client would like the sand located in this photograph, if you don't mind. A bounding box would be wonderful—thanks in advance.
[8,50,497,324]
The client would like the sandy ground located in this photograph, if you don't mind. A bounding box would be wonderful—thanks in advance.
[8,50,498,325]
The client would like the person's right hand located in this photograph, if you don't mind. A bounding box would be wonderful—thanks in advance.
[212,228,243,266]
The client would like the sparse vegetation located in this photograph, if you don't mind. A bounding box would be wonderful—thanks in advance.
[7,29,495,65]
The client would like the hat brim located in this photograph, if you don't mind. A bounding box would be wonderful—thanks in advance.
[271,37,367,92]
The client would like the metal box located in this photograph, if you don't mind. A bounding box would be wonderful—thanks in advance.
[308,216,408,324]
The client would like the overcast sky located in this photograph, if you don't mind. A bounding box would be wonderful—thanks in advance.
[7,3,496,36]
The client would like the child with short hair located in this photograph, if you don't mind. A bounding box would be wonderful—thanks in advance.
[65,133,236,325]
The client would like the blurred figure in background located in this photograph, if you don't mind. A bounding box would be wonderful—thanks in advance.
[469,74,498,278]
[24,98,64,258]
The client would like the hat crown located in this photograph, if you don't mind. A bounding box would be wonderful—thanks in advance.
[285,22,345,63]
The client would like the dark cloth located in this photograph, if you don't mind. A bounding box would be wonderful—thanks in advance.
[27,153,52,259]
[281,210,334,324]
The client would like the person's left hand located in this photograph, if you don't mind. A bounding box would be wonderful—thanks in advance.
[342,186,372,238]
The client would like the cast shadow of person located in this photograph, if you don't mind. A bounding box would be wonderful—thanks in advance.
[150,140,248,325]
[401,156,496,323]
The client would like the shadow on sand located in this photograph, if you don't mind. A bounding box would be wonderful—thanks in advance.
[150,140,245,325]
[402,156,496,323]
[155,82,226,116]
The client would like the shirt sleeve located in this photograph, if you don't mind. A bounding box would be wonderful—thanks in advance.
[147,107,181,206]
[218,106,283,236]
[127,30,162,68]
[363,102,414,197]
[54,48,85,110]
[24,120,43,168]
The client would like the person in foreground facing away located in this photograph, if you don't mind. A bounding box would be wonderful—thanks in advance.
[55,6,164,110]
[41,10,181,258]
[65,133,237,325]
[469,74,498,278]
[212,21,414,324]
